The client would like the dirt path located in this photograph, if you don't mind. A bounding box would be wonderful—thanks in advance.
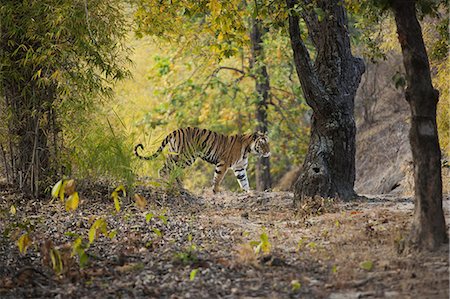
[0,185,449,298]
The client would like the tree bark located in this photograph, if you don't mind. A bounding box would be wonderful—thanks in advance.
[286,0,365,201]
[391,0,447,251]
[250,18,272,191]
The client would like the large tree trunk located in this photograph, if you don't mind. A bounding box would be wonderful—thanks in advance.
[391,0,447,251]
[249,18,272,191]
[286,0,365,201]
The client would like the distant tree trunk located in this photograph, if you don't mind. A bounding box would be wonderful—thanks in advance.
[391,0,447,251]
[249,18,272,191]
[286,0,365,201]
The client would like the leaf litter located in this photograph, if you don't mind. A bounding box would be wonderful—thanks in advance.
[0,183,448,298]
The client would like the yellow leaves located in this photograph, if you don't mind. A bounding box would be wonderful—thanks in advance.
[50,248,64,274]
[51,179,64,200]
[199,103,210,122]
[10,205,16,215]
[17,233,32,255]
[32,69,42,80]
[111,185,126,212]
[88,217,115,245]
[89,218,108,244]
[50,70,60,80]
[209,0,222,17]
[134,193,147,210]
[219,107,235,121]
[51,179,80,212]
[65,192,79,212]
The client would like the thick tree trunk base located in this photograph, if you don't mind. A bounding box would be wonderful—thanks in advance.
[294,113,357,203]
[406,113,448,251]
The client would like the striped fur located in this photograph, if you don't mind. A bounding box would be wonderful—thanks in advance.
[134,127,270,193]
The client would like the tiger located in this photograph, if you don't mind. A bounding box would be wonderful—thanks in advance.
[134,127,270,193]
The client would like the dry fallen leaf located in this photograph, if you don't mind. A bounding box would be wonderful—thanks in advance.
[64,179,76,196]
[134,193,147,210]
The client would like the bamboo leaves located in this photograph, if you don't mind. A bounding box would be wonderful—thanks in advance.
[51,179,80,212]
[111,185,126,212]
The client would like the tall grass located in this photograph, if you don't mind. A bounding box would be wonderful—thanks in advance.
[65,111,136,188]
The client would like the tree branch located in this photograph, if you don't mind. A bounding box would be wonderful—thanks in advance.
[286,0,330,116]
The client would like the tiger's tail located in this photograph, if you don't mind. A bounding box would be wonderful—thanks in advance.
[134,136,170,161]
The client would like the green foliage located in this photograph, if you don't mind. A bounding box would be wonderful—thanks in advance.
[291,280,301,292]
[124,0,312,190]
[360,260,374,271]
[66,112,136,186]
[175,234,199,264]
[88,218,109,244]
[250,229,272,255]
[189,268,199,281]
[1,0,129,100]
[0,0,130,193]
[72,237,89,268]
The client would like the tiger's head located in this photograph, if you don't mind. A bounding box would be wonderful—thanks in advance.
[251,132,271,158]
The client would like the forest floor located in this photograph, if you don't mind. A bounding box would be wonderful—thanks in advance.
[0,182,449,299]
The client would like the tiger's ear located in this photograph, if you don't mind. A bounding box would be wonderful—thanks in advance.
[258,131,268,137]
[253,131,268,140]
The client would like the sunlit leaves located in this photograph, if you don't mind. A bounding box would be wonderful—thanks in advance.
[250,229,271,254]
[10,205,17,216]
[111,185,126,212]
[189,268,199,281]
[152,228,162,237]
[291,280,301,292]
[2,0,130,133]
[145,212,154,223]
[51,179,64,200]
[51,179,80,212]
[332,264,338,274]
[65,192,80,212]
[89,218,108,244]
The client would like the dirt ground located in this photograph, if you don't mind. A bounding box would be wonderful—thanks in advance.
[1,181,448,299]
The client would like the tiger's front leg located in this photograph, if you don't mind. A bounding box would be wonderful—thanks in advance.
[212,162,227,193]
[233,167,249,192]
